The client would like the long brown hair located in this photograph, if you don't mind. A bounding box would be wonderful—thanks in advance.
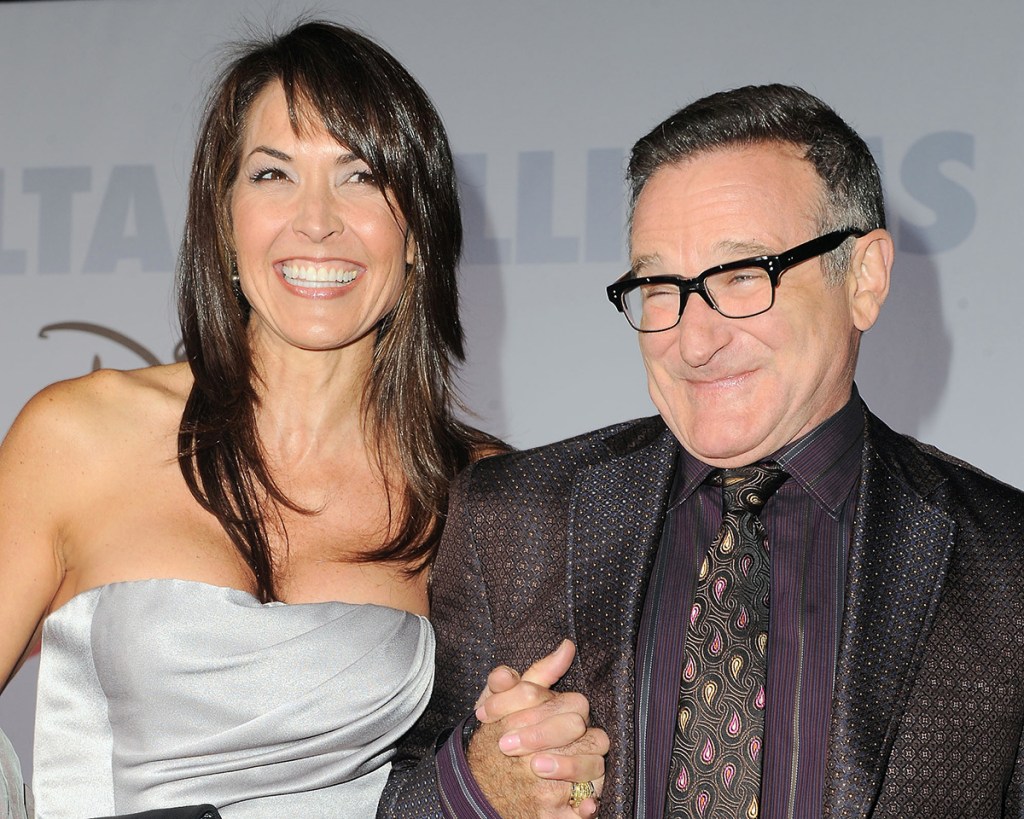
[176,20,499,601]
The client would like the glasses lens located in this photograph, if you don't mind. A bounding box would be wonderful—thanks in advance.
[704,267,773,318]
[622,282,681,332]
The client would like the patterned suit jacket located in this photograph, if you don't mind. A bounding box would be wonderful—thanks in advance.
[380,407,1024,817]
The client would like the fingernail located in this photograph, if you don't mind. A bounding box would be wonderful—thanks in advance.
[499,733,521,751]
[532,755,556,774]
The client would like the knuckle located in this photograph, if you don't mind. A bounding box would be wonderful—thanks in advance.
[508,682,545,709]
[559,691,590,717]
[568,711,588,734]
[524,684,549,706]
[586,726,610,753]
[500,712,530,732]
[548,711,587,745]
[519,723,547,747]
[573,754,604,779]
[545,712,585,746]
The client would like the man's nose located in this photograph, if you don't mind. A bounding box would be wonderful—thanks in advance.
[674,289,731,368]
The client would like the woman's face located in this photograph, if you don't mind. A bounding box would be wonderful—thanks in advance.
[230,81,412,355]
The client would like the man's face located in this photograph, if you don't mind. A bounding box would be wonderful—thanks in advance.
[632,142,873,468]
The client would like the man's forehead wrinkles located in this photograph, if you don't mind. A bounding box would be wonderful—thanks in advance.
[630,236,779,274]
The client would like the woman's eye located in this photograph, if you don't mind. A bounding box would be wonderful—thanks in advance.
[347,169,376,185]
[249,167,289,183]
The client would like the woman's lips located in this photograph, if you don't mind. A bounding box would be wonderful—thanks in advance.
[277,259,364,288]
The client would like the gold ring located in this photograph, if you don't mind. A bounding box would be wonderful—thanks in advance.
[568,780,596,808]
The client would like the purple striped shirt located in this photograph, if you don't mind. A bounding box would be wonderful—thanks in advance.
[636,394,863,819]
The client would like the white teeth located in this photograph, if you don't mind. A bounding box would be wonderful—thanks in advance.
[281,263,359,285]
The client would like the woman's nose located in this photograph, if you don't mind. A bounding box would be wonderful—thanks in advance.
[292,185,342,242]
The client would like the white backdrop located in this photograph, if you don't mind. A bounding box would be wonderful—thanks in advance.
[1,0,1022,781]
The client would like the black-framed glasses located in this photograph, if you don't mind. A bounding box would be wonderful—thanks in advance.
[606,228,867,333]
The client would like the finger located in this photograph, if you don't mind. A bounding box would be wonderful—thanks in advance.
[573,773,602,818]
[569,775,605,819]
[474,664,521,709]
[495,692,593,741]
[498,710,590,755]
[520,638,575,688]
[477,640,576,721]
[477,681,552,723]
[487,664,521,694]
[484,685,592,732]
[574,796,600,819]
[529,750,605,784]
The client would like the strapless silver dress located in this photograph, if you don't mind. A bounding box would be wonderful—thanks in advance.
[31,579,434,818]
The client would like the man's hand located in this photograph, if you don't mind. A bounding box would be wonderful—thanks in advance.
[468,640,608,818]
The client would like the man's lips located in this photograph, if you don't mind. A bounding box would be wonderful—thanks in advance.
[683,370,756,389]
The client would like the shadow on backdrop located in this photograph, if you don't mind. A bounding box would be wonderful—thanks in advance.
[454,158,508,439]
[857,218,952,439]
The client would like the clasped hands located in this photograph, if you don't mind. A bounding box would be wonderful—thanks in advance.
[468,640,608,818]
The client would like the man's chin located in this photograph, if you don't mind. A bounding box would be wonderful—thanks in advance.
[674,425,781,469]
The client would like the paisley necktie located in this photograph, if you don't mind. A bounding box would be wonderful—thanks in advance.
[665,462,788,819]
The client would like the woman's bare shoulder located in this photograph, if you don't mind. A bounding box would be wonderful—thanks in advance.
[0,365,194,681]
[50,361,190,405]
[4,363,191,456]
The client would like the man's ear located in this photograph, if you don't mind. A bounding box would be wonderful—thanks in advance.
[849,229,893,332]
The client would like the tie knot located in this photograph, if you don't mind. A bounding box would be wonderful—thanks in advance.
[708,462,788,516]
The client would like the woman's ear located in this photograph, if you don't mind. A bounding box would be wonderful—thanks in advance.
[406,231,417,268]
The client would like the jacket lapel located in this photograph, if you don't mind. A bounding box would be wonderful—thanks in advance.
[568,421,678,817]
[823,414,957,818]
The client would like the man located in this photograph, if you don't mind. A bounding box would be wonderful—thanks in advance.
[384,84,1024,817]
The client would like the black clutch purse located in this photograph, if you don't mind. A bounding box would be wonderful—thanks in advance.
[92,807,221,819]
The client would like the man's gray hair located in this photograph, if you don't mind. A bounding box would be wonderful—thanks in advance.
[628,84,885,284]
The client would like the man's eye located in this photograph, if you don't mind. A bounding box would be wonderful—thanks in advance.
[719,268,767,287]
[640,284,679,301]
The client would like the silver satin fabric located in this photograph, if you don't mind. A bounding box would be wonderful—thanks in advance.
[1,726,32,818]
[32,579,434,818]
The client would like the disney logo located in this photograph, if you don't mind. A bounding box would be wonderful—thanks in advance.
[38,322,185,370]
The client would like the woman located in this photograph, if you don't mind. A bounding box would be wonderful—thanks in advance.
[0,20,503,817]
